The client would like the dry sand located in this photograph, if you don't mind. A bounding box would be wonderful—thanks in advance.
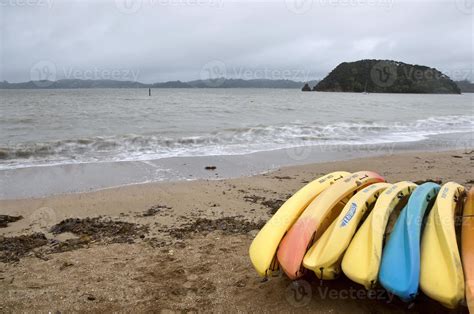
[0,150,473,313]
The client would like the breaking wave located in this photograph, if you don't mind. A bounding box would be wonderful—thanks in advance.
[0,115,472,169]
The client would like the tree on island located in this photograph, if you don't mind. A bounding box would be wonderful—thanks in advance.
[309,59,461,94]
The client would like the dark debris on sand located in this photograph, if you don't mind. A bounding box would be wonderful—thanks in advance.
[244,194,288,215]
[169,217,265,239]
[0,233,48,263]
[141,204,172,217]
[0,215,23,228]
[48,236,93,254]
[272,176,293,180]
[261,199,285,215]
[0,218,150,263]
[414,179,443,185]
[50,217,149,244]
[243,195,266,203]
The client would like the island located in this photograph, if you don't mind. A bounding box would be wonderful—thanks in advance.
[310,59,461,94]
[301,83,312,91]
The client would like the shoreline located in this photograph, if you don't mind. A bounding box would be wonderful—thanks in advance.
[0,149,473,312]
[1,131,472,200]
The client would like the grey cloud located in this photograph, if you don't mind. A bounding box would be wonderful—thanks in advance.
[0,0,472,83]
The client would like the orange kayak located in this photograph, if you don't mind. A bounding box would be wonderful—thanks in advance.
[276,171,385,279]
[462,187,474,312]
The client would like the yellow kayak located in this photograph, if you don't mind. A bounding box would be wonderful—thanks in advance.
[341,181,417,289]
[420,182,466,309]
[277,171,385,279]
[248,171,350,277]
[303,182,391,279]
[462,187,474,313]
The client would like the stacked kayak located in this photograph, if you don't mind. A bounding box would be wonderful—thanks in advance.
[463,188,474,312]
[303,182,391,280]
[248,172,471,310]
[379,183,440,301]
[342,181,417,288]
[249,171,349,277]
[276,171,385,279]
[420,182,466,308]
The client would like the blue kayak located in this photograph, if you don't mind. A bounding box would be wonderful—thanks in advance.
[379,182,440,301]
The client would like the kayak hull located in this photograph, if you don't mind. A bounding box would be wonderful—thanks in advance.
[342,181,417,289]
[379,183,440,301]
[249,171,350,277]
[277,171,385,279]
[303,183,391,279]
[462,188,474,312]
[420,182,465,309]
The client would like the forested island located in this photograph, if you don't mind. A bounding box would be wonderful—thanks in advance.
[305,60,462,94]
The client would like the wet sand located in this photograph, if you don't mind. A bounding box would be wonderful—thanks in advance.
[0,150,473,312]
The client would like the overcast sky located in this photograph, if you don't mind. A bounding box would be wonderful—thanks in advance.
[0,0,472,83]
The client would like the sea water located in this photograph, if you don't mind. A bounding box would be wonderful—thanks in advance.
[1,88,472,170]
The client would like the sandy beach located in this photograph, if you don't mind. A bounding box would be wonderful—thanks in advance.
[2,1,473,312]
[0,149,472,312]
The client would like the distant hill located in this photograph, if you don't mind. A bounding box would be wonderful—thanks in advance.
[312,60,461,94]
[187,78,305,89]
[455,80,474,93]
[0,78,314,89]
[0,79,147,89]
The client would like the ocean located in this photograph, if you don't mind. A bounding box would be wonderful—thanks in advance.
[1,88,473,171]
